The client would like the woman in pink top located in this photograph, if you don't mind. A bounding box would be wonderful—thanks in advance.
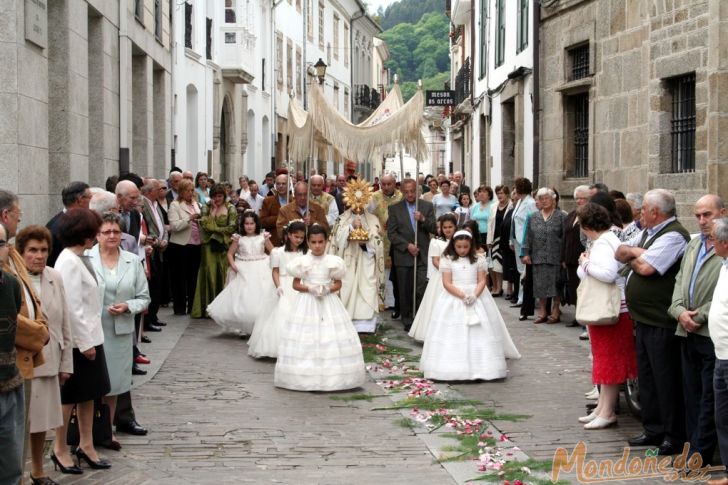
[167,179,202,315]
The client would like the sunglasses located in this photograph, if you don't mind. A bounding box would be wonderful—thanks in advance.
[0,240,7,247]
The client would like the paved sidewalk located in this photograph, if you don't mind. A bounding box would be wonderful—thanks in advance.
[42,309,454,484]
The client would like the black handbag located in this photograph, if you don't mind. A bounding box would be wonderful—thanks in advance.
[67,399,113,446]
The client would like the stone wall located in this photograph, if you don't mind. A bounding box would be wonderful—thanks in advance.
[539,0,728,229]
[0,0,173,226]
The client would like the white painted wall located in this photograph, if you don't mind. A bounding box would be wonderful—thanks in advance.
[172,0,219,174]
[274,0,358,126]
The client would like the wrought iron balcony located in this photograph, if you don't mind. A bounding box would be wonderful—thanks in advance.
[354,85,381,110]
[453,57,471,109]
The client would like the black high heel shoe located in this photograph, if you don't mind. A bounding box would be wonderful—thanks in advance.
[30,474,60,485]
[49,451,83,475]
[75,448,112,469]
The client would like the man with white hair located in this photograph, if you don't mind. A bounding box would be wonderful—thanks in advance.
[309,174,339,227]
[452,171,470,197]
[708,217,728,485]
[668,195,726,464]
[616,188,690,455]
[560,185,591,327]
[167,171,183,204]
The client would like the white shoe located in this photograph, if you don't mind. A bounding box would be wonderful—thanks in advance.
[584,386,598,397]
[586,388,599,400]
[578,412,597,423]
[584,416,617,429]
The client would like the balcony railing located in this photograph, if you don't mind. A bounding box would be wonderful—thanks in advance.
[354,85,381,110]
[454,57,471,107]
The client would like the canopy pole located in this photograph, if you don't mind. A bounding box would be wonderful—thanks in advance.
[413,157,420,322]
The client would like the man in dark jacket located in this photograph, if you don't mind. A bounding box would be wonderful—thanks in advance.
[387,179,436,331]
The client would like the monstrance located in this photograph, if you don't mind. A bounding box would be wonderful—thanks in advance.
[343,178,373,241]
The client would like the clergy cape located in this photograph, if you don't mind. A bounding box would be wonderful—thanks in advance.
[369,190,402,268]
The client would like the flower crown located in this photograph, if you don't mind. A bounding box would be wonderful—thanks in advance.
[284,218,304,230]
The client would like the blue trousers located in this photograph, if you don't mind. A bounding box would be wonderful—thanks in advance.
[0,383,24,485]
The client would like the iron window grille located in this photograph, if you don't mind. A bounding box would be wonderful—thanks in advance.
[670,73,696,173]
[573,93,589,178]
[569,44,589,81]
[184,2,192,49]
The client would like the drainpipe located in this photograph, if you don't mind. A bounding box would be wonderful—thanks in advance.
[532,0,540,187]
[119,0,129,173]
[272,0,284,169]
[469,0,475,183]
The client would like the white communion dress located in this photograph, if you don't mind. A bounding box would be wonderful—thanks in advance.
[247,248,304,358]
[420,255,521,381]
[207,234,276,335]
[408,238,449,342]
[274,253,366,391]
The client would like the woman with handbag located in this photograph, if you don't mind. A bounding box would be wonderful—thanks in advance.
[191,184,237,318]
[575,203,637,430]
[88,213,150,450]
[53,209,112,470]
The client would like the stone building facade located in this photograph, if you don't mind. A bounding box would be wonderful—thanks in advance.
[0,0,171,225]
[538,0,728,222]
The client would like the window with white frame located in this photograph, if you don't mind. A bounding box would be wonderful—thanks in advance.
[344,23,349,67]
[318,1,325,49]
[296,47,303,98]
[287,39,294,91]
[333,13,339,61]
[276,33,284,87]
[225,0,236,23]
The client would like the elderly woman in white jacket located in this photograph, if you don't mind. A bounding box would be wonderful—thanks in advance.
[54,208,112,471]
[89,212,150,450]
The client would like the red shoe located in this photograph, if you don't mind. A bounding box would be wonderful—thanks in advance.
[134,355,151,365]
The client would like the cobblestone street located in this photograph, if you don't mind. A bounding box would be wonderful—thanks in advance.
[38,301,711,484]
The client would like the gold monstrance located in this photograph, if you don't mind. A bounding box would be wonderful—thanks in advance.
[343,178,373,241]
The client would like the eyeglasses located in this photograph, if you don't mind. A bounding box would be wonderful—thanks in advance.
[0,240,7,248]
[100,230,122,236]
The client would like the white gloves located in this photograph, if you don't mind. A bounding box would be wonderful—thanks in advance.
[312,285,331,298]
[462,293,476,306]
[276,286,284,297]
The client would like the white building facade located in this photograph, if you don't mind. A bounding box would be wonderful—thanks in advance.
[448,0,535,189]
[273,0,362,175]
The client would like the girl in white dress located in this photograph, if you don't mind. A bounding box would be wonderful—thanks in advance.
[248,220,307,358]
[420,230,521,381]
[274,224,366,391]
[409,213,458,342]
[207,211,276,335]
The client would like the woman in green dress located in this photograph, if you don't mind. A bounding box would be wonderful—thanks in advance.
[191,184,237,318]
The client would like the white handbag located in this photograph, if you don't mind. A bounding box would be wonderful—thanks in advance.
[575,274,621,326]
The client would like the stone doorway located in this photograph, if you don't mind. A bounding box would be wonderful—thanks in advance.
[501,100,516,189]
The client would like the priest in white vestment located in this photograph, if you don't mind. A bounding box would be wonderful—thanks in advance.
[329,207,384,333]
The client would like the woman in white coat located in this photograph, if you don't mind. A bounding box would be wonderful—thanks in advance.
[16,226,75,482]
[53,208,112,470]
[89,213,150,449]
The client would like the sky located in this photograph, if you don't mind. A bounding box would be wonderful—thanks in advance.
[365,0,400,14]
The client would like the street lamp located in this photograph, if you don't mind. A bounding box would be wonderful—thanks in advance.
[314,58,327,84]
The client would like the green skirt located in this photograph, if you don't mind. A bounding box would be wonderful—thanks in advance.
[191,242,230,318]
